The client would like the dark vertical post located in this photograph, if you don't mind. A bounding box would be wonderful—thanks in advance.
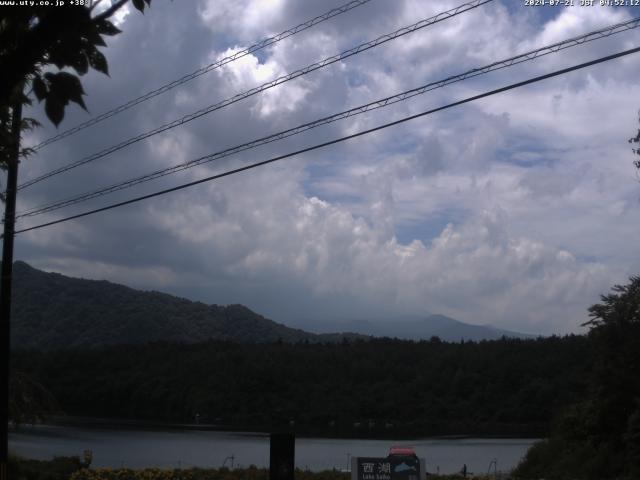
[269,433,295,480]
[1,100,22,478]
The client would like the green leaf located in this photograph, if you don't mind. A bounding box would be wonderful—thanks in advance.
[69,91,87,111]
[71,52,89,76]
[51,72,85,95]
[44,95,65,127]
[132,0,145,12]
[50,56,66,71]
[49,72,87,111]
[85,25,107,47]
[96,19,122,36]
[88,49,109,76]
[32,76,47,102]
[20,146,37,158]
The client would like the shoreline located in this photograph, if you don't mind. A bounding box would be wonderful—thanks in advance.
[14,416,543,441]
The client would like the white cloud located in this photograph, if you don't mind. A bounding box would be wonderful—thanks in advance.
[198,0,287,41]
[530,4,629,47]
[129,165,614,334]
[111,3,131,27]
[212,47,311,117]
[14,0,640,336]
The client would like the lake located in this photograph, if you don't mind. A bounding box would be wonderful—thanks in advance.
[9,425,537,475]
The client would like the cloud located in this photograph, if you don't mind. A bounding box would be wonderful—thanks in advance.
[211,47,312,118]
[13,0,640,335]
[22,161,615,334]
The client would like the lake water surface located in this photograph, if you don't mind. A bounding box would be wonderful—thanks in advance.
[10,425,537,475]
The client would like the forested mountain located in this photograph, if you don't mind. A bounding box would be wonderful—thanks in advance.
[13,335,591,437]
[10,261,363,349]
[9,261,528,350]
[9,260,604,440]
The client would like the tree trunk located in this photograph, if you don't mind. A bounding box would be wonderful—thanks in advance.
[1,100,22,475]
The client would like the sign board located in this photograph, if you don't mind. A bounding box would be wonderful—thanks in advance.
[351,456,425,480]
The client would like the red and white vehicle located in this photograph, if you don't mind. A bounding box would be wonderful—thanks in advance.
[388,447,418,458]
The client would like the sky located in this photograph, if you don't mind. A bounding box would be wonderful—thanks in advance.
[14,0,640,335]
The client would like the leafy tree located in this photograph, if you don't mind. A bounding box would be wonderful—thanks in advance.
[1,0,154,471]
[584,276,640,477]
[0,0,155,198]
[631,111,640,173]
[625,403,640,479]
[0,0,152,131]
[8,371,58,425]
[516,276,640,479]
[587,276,640,329]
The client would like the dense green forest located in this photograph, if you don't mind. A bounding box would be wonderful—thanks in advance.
[13,335,590,438]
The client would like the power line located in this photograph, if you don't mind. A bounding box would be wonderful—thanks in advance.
[14,45,640,235]
[30,0,373,151]
[16,16,640,220]
[18,0,493,190]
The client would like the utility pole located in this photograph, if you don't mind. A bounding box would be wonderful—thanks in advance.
[270,433,295,480]
[1,99,23,479]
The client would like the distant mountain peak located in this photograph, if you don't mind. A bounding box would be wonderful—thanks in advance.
[288,313,535,342]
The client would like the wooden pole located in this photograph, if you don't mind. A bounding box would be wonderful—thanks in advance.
[269,433,295,480]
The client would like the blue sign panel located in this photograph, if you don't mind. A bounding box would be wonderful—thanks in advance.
[352,456,423,480]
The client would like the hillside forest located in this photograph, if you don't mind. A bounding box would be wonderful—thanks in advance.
[8,264,640,479]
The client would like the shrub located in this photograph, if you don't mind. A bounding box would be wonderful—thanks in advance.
[8,455,85,480]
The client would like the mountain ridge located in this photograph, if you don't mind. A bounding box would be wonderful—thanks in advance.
[291,314,535,342]
[9,261,534,349]
[10,261,350,349]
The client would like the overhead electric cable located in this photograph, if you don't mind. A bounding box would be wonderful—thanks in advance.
[16,16,640,220]
[31,0,373,151]
[19,0,492,190]
[14,45,640,235]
